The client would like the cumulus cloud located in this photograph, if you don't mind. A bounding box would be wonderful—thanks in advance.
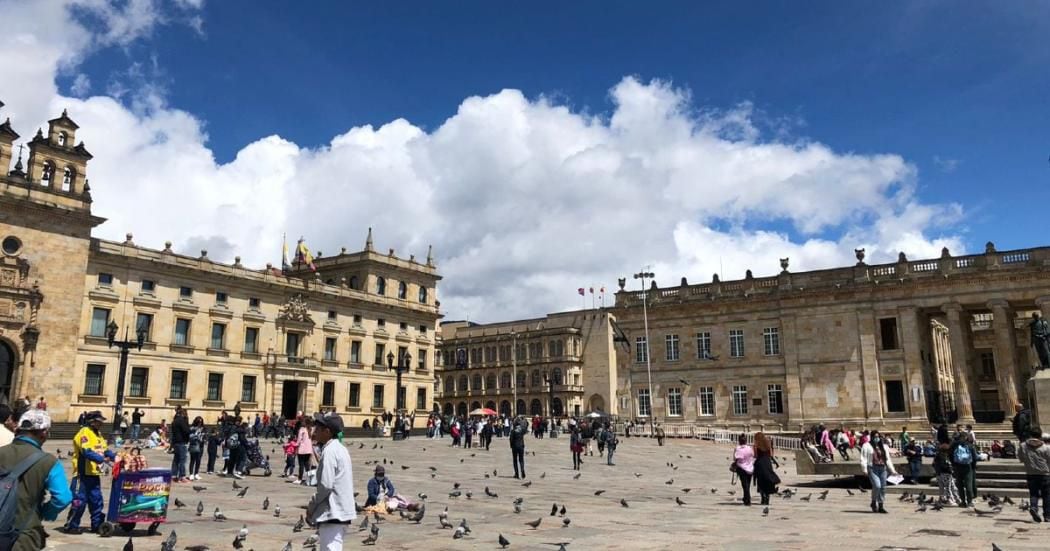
[0,1,967,322]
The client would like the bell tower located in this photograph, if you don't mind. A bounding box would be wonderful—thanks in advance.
[0,101,17,175]
[25,108,93,196]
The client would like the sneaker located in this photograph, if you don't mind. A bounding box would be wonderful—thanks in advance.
[234,473,244,479]
[1030,509,1043,523]
[877,505,888,514]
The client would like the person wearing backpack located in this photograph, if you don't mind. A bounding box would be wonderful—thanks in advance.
[187,416,205,481]
[949,434,977,507]
[0,409,71,550]
[933,443,959,506]
[63,410,115,535]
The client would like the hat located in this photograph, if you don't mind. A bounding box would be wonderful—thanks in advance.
[85,410,107,423]
[17,409,51,431]
[312,412,344,434]
[374,465,385,475]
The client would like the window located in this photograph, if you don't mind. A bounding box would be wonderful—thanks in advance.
[179,286,193,300]
[668,387,682,416]
[729,329,745,358]
[121,367,148,398]
[486,373,497,389]
[241,375,257,403]
[141,279,156,293]
[377,318,386,329]
[210,323,226,350]
[90,307,110,337]
[551,368,563,385]
[84,364,105,395]
[324,337,337,361]
[350,340,362,363]
[763,327,780,356]
[285,332,301,358]
[880,318,899,350]
[767,384,784,414]
[635,336,648,363]
[349,276,359,290]
[398,281,407,299]
[696,332,711,359]
[419,324,428,335]
[884,380,906,413]
[638,389,652,417]
[501,372,511,388]
[135,313,153,341]
[732,385,749,415]
[698,386,715,416]
[399,321,408,332]
[248,297,261,309]
[57,131,67,146]
[418,287,428,303]
[98,272,113,286]
[169,370,188,399]
[373,384,385,408]
[374,343,386,366]
[376,277,386,295]
[243,327,259,354]
[174,318,191,346]
[353,314,362,325]
[517,371,526,388]
[417,350,426,370]
[41,162,54,186]
[979,351,996,379]
[446,376,456,392]
[417,388,427,411]
[531,370,541,387]
[322,381,335,406]
[398,346,408,367]
[206,373,223,401]
[348,383,361,407]
[327,309,337,321]
[215,291,228,305]
[665,334,680,361]
[472,374,483,391]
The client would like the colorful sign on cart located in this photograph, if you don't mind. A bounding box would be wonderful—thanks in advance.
[116,469,171,523]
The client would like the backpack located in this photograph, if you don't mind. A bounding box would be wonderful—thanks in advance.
[226,432,241,449]
[952,444,971,464]
[0,449,46,548]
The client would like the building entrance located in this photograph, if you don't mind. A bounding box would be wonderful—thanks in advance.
[281,380,304,420]
[0,341,15,404]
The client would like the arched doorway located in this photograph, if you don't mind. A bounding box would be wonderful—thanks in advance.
[551,397,563,416]
[484,401,496,411]
[588,394,605,413]
[470,401,481,412]
[530,399,542,416]
[500,400,511,416]
[0,340,17,404]
[457,402,468,417]
[516,399,526,416]
[443,403,454,416]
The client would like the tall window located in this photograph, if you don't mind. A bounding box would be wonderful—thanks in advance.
[472,374,482,391]
[41,162,54,186]
[979,351,996,379]
[486,373,497,389]
[374,343,385,366]
[241,375,257,403]
[417,350,427,370]
[397,281,407,299]
[322,381,335,406]
[174,318,191,346]
[376,277,386,295]
[880,318,899,350]
[459,375,468,391]
[501,372,511,388]
[90,307,110,337]
[324,337,337,361]
[215,291,228,305]
[698,386,715,416]
[373,384,385,408]
[135,313,153,341]
[635,336,648,363]
[668,387,683,416]
[767,384,784,414]
[350,341,362,363]
[417,388,427,411]
[732,385,749,415]
[729,329,745,358]
[694,332,712,359]
[763,327,780,356]
[885,380,906,412]
[210,323,226,350]
[207,373,223,401]
[243,327,259,354]
[129,367,149,397]
[348,383,361,407]
[665,334,680,361]
[531,370,541,387]
[286,332,301,358]
[638,389,652,417]
[516,371,526,388]
[169,370,188,399]
[418,287,428,303]
[84,364,105,395]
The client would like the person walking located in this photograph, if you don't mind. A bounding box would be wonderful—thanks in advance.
[295,419,314,484]
[187,416,205,481]
[306,412,355,550]
[170,407,190,482]
[63,411,115,534]
[1014,403,1033,443]
[1017,425,1050,522]
[205,428,221,475]
[733,434,755,506]
[569,423,583,471]
[933,442,960,505]
[950,433,977,507]
[224,419,247,480]
[129,408,143,441]
[510,419,526,479]
[753,432,780,506]
[860,429,896,513]
[605,427,619,466]
[0,410,72,550]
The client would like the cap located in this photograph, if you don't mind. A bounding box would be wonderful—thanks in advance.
[374,465,385,475]
[17,409,51,431]
[312,412,344,434]
[85,410,107,422]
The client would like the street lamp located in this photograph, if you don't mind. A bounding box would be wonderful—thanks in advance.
[106,319,147,435]
[387,350,410,412]
[544,374,557,418]
[511,331,518,418]
[633,268,655,435]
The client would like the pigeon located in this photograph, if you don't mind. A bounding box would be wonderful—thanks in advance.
[281,542,292,551]
[362,525,379,545]
[522,481,532,488]
[992,544,1003,551]
[762,506,769,516]
[562,518,571,527]
[818,490,829,501]
[123,537,133,551]
[541,472,547,479]
[551,503,558,516]
[213,507,226,521]
[449,491,461,498]
[485,487,498,498]
[303,534,319,547]
[498,533,510,548]
[192,486,207,493]
[401,465,409,470]
[184,546,210,551]
[173,498,186,509]
[232,480,242,489]
[232,535,244,549]
[710,488,718,494]
[238,524,248,540]
[594,490,605,496]
[196,501,204,516]
[293,515,305,532]
[916,502,927,513]
[681,488,691,493]
[459,518,471,534]
[620,498,629,508]
[665,479,674,485]
[846,489,854,496]
[559,505,566,516]
[453,482,461,489]
[237,487,249,498]
[800,494,812,502]
[408,505,426,523]
[439,516,454,529]
[466,491,473,499]
[452,526,466,539]
[525,517,542,529]
[676,497,686,506]
[358,516,370,532]
[633,473,642,478]
[573,473,581,480]
[514,502,522,514]
[263,497,270,510]
[274,504,282,517]
[513,497,524,505]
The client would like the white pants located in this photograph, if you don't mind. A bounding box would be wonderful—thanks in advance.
[318,523,346,551]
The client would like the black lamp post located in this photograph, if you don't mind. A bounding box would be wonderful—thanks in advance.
[544,374,557,418]
[107,319,147,435]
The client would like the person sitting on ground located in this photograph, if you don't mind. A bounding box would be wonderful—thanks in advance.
[922,440,937,458]
[991,440,1003,458]
[365,465,396,507]
[1002,439,1018,459]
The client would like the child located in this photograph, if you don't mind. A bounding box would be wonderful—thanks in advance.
[282,436,297,478]
[206,429,221,475]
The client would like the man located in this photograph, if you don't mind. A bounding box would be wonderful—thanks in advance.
[306,412,355,551]
[949,433,977,508]
[130,408,143,441]
[0,403,17,446]
[170,406,190,482]
[1031,312,1050,370]
[63,411,115,534]
[365,465,395,507]
[899,426,910,452]
[1014,403,1033,442]
[903,437,923,484]
[509,419,526,479]
[1017,425,1050,522]
[0,410,72,550]
[606,426,619,466]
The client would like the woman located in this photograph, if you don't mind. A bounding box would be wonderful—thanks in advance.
[569,423,583,470]
[295,418,314,484]
[119,412,129,438]
[753,432,781,505]
[733,434,756,506]
[187,416,205,481]
[820,425,835,461]
[860,429,897,513]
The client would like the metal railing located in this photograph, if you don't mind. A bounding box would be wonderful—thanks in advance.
[614,422,802,450]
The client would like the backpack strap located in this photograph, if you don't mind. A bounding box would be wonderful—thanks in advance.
[0,449,46,480]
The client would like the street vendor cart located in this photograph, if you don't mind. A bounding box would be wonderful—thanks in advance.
[99,468,170,536]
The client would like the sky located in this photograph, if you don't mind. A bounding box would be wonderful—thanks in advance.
[1,1,1048,322]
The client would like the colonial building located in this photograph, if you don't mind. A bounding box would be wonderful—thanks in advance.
[612,248,1050,430]
[436,311,621,419]
[0,102,441,425]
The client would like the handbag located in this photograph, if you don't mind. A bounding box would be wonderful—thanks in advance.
[729,461,739,473]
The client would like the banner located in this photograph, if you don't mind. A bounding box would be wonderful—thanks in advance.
[115,469,171,524]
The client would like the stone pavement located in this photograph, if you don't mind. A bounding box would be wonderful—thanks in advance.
[36,435,1047,550]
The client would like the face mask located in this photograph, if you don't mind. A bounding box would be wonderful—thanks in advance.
[376,476,385,481]
[872,437,881,444]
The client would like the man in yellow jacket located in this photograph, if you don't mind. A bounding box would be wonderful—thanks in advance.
[63,411,115,534]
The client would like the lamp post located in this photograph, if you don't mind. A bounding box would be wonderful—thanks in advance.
[633,268,655,435]
[543,374,557,419]
[106,319,147,435]
[511,331,518,418]
[387,350,410,412]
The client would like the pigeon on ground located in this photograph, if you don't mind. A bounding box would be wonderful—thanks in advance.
[559,505,566,516]
[562,518,571,527]
[594,490,605,496]
[238,525,248,540]
[498,533,510,548]
[449,491,461,498]
[665,479,674,485]
[800,494,812,502]
[541,472,547,479]
[263,496,269,510]
[196,501,204,516]
[452,526,466,539]
[192,486,207,493]
[522,481,532,488]
[525,518,542,529]
[237,487,249,498]
[303,534,319,547]
[162,529,176,551]
[573,473,581,480]
[466,491,473,499]
[401,465,409,470]
[620,498,629,508]
[232,480,242,489]
[439,516,454,529]
[123,536,133,551]
[274,504,281,517]
[485,487,498,498]
[762,506,769,516]
[174,498,186,508]
[453,482,461,489]
[418,492,428,500]
[514,502,522,514]
[818,490,829,501]
[550,503,558,516]
[459,518,471,534]
[358,516,370,532]
[676,497,686,506]
[232,535,244,549]
[681,488,691,493]
[280,542,292,551]
[408,505,426,523]
[293,515,305,532]
[846,489,854,496]
[213,507,226,521]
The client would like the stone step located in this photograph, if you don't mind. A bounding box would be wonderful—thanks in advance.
[884,485,1030,498]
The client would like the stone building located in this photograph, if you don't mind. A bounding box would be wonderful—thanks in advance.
[612,249,1050,431]
[436,311,621,419]
[0,102,441,425]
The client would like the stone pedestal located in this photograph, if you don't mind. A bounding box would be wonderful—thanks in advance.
[1027,369,1050,429]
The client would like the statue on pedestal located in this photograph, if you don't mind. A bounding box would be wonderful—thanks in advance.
[1031,312,1050,370]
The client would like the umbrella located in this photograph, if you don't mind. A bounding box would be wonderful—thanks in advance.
[585,411,608,418]
[470,408,498,416]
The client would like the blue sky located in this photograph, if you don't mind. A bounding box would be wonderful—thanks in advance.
[3,1,1049,320]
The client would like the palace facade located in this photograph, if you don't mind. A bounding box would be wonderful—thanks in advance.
[0,102,441,425]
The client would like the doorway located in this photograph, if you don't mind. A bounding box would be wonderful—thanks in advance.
[0,341,16,405]
[281,380,303,419]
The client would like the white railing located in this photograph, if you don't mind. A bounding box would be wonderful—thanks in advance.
[615,422,802,450]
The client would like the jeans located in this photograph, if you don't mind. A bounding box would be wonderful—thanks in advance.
[738,471,753,505]
[226,447,244,476]
[189,451,202,476]
[837,444,850,460]
[130,424,141,441]
[953,464,974,505]
[298,453,312,480]
[572,451,582,470]
[908,459,922,482]
[607,446,616,465]
[867,464,888,507]
[318,522,346,551]
[206,449,217,473]
[65,476,104,531]
[1026,474,1050,516]
[511,447,525,478]
[171,443,188,479]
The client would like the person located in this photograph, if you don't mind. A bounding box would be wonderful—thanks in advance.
[63,411,116,534]
[282,436,297,478]
[1017,425,1050,522]
[187,416,205,481]
[365,465,396,507]
[903,437,923,484]
[1031,312,1050,369]
[0,410,71,550]
[569,423,583,471]
[860,429,896,513]
[170,407,190,483]
[835,429,851,460]
[450,419,461,447]
[34,396,46,411]
[509,419,526,479]
[1014,403,1033,442]
[753,432,780,505]
[949,433,977,507]
[936,423,950,445]
[733,434,755,506]
[819,425,834,461]
[306,412,355,551]
[0,403,16,446]
[605,426,619,466]
[1002,440,1018,459]
[898,426,910,452]
[224,418,247,479]
[295,418,314,484]
[205,429,221,475]
[482,419,493,451]
[933,442,959,506]
[118,412,129,438]
[922,440,937,458]
[655,424,666,446]
[130,408,143,441]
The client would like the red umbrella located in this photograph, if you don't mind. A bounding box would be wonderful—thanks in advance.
[470,408,498,416]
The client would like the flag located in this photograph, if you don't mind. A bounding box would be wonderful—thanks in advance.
[589,287,594,294]
[296,237,316,272]
[600,286,605,294]
[577,287,585,296]
[271,233,289,276]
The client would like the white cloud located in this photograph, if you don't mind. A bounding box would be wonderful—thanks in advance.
[0,1,967,322]
[70,73,92,96]
[933,155,961,173]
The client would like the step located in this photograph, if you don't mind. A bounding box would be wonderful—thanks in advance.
[977,471,1028,480]
[884,485,1030,498]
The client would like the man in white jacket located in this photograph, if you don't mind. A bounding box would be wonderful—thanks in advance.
[860,430,897,513]
[306,412,356,550]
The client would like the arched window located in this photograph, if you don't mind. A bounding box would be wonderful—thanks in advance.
[40,162,55,187]
[418,287,428,304]
[349,276,359,290]
[530,399,543,416]
[484,400,496,411]
[458,375,468,391]
[443,403,454,416]
[470,401,481,411]
[61,167,74,191]
[516,399,526,415]
[552,367,563,386]
[485,373,496,390]
[500,400,511,416]
[552,397,563,416]
[548,341,556,356]
[516,371,526,388]
[556,340,564,356]
[376,276,386,295]
[500,372,511,389]
[457,402,468,417]
[397,281,407,300]
[472,374,482,391]
[445,376,455,392]
[58,132,67,146]
[531,370,541,387]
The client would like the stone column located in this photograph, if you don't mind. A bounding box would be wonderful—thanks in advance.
[942,303,976,422]
[988,299,1020,410]
[1037,296,1050,321]
[899,306,929,420]
[780,314,805,423]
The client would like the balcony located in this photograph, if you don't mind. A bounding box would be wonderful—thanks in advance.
[274,355,319,369]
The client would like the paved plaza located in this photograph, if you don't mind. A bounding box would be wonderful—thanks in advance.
[38,434,1047,550]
